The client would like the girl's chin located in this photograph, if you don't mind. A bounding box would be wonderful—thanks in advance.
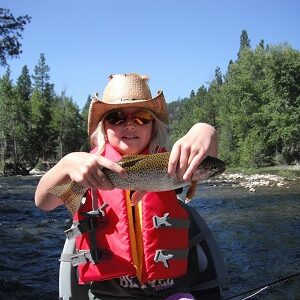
[116,142,142,155]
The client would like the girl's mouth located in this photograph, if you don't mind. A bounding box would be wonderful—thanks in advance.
[122,136,139,139]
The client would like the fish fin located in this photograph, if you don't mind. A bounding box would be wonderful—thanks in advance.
[118,154,149,168]
[185,182,197,203]
[48,181,87,214]
[131,190,146,206]
[48,181,74,197]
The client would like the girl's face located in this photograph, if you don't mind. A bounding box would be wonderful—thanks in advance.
[104,108,153,155]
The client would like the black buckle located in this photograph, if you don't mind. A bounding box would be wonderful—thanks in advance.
[82,202,109,218]
[80,203,109,231]
[90,248,112,263]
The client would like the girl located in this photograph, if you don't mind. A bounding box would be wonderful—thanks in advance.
[35,73,218,300]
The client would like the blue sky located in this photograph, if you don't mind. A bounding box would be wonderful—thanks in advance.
[1,0,300,109]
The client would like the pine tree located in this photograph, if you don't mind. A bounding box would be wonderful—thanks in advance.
[0,8,31,66]
[16,65,31,101]
[32,53,51,92]
[31,53,55,161]
[238,30,251,59]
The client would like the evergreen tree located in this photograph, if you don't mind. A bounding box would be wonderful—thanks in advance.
[0,69,14,172]
[31,53,55,161]
[80,95,92,151]
[215,66,223,85]
[0,8,31,66]
[238,30,251,58]
[16,65,31,101]
[51,92,86,158]
[190,90,195,99]
[32,53,51,92]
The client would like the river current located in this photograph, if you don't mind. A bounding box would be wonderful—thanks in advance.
[0,176,299,300]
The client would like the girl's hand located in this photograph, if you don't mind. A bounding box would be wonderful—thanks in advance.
[168,123,218,182]
[35,151,128,211]
[63,152,127,190]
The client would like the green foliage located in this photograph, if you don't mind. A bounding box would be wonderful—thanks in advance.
[166,31,300,168]
[1,30,300,174]
[0,8,31,66]
[0,53,88,174]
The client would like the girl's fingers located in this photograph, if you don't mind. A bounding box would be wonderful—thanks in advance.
[183,148,207,181]
[97,156,128,179]
[177,146,190,180]
[168,142,181,178]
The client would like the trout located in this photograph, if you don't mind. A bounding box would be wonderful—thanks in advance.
[48,152,225,214]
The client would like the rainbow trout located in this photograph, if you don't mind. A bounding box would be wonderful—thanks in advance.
[48,152,225,214]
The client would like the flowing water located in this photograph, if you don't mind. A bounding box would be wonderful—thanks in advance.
[0,176,299,300]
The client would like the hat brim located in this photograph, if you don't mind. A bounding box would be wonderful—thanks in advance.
[88,90,169,137]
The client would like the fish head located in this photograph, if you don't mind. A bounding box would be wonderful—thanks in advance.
[191,156,226,181]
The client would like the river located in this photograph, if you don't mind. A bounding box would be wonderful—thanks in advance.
[0,176,299,300]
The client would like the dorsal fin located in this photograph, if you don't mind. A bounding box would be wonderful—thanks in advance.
[185,181,197,203]
[118,154,148,168]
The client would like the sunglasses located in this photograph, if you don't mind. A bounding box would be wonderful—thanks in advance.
[105,110,154,125]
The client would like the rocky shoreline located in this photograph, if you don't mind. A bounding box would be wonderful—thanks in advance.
[208,171,300,192]
[5,166,300,194]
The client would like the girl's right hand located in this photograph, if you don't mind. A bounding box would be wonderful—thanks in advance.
[35,152,127,211]
[62,152,127,190]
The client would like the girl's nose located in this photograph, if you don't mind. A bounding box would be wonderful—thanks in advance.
[123,120,136,128]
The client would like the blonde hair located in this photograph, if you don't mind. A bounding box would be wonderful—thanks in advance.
[90,111,169,155]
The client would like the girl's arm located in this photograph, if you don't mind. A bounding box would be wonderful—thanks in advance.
[35,152,126,211]
[168,123,218,182]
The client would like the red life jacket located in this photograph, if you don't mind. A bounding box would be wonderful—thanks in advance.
[68,144,190,284]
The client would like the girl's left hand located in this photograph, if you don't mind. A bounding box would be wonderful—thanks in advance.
[168,123,218,182]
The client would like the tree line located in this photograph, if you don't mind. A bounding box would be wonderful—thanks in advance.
[0,53,90,174]
[0,30,299,175]
[169,31,300,167]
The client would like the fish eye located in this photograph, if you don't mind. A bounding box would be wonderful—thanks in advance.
[212,164,219,171]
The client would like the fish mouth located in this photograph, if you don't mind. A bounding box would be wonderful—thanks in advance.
[213,164,226,177]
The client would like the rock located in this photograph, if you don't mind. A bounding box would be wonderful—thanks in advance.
[29,169,44,176]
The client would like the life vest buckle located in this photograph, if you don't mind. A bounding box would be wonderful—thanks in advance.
[153,213,172,228]
[154,250,173,268]
[154,249,189,268]
[153,213,190,229]
[90,248,112,264]
[82,202,109,218]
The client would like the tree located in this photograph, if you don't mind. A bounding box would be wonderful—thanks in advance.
[31,53,55,160]
[16,65,31,101]
[238,30,251,59]
[0,8,31,66]
[32,53,51,92]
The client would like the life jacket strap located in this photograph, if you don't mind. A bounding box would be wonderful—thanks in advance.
[154,249,189,268]
[60,248,112,267]
[153,213,190,229]
[65,203,109,239]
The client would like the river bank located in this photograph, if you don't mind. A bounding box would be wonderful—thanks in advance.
[4,163,300,194]
[208,165,300,193]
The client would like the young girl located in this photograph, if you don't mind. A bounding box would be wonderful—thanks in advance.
[35,73,218,300]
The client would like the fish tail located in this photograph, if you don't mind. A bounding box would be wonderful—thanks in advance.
[48,181,86,214]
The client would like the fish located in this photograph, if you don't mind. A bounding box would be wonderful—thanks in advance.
[48,152,226,214]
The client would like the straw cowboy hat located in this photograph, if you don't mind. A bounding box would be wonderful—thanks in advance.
[88,73,169,137]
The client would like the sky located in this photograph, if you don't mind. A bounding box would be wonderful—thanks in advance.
[1,0,300,109]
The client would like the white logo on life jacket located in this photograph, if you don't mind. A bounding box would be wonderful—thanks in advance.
[119,276,174,291]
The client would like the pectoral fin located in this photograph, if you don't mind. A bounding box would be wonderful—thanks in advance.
[130,190,146,206]
[185,182,197,203]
